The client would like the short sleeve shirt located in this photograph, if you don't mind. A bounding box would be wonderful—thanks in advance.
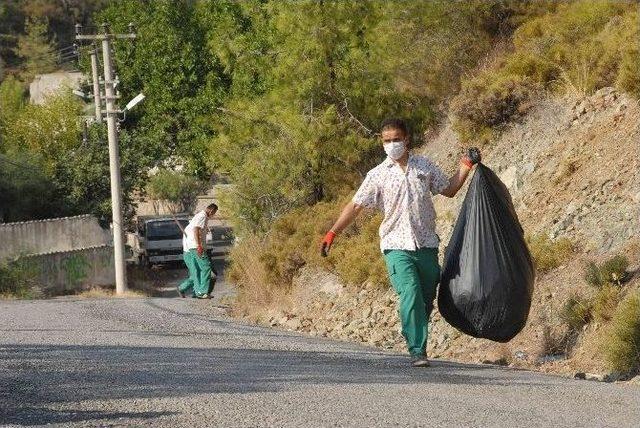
[353,154,449,252]
[183,211,208,252]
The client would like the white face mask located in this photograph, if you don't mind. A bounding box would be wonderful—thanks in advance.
[383,140,406,160]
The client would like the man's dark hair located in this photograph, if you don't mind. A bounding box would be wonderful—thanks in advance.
[380,118,410,137]
[206,203,218,212]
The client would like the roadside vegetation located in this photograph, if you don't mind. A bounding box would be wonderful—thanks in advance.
[0,259,38,299]
[557,254,639,374]
[602,292,640,373]
[146,169,208,214]
[450,1,639,144]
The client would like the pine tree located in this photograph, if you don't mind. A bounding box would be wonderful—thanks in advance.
[15,17,57,82]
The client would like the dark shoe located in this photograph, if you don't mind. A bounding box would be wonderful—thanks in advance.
[177,287,186,298]
[411,356,431,367]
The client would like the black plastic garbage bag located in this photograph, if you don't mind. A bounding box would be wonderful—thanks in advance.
[438,163,535,342]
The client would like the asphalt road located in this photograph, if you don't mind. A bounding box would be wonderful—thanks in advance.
[1,272,639,427]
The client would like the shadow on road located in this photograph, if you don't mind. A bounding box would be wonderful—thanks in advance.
[0,407,176,426]
[0,342,549,425]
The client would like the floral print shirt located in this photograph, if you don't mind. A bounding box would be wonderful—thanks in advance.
[353,154,449,252]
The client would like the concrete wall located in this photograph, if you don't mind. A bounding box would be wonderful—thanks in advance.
[22,246,115,295]
[29,71,83,105]
[0,215,112,261]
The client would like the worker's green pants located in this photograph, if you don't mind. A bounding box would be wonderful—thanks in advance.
[179,249,211,297]
[383,248,440,357]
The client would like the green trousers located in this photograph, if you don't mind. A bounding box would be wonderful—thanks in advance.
[383,248,440,357]
[179,249,211,297]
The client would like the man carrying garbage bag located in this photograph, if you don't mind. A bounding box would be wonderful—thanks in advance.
[321,118,480,367]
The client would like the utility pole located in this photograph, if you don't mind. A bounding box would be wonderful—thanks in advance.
[89,44,102,123]
[76,23,136,295]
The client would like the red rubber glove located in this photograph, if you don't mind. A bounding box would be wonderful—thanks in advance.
[461,147,481,169]
[197,245,204,257]
[321,231,336,257]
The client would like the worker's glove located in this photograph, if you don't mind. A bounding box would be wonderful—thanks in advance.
[197,245,204,257]
[321,231,336,257]
[461,147,481,169]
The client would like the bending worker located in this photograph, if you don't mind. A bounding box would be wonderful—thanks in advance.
[321,118,480,367]
[178,203,218,299]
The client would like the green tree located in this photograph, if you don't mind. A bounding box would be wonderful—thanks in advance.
[0,151,64,222]
[94,0,233,176]
[4,91,81,170]
[0,0,24,70]
[51,123,150,224]
[15,17,57,81]
[2,90,153,223]
[207,0,515,233]
[0,75,26,149]
[146,169,207,213]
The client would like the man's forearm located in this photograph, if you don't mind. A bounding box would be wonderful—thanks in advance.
[330,201,363,233]
[442,165,471,197]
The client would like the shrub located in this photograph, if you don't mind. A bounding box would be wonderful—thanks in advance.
[585,255,629,288]
[599,255,629,286]
[508,1,636,96]
[451,1,638,143]
[450,73,537,144]
[539,322,570,357]
[227,235,282,315]
[591,284,622,322]
[0,259,38,298]
[228,195,392,313]
[602,291,640,373]
[584,261,604,288]
[560,295,592,331]
[616,46,640,98]
[146,169,208,213]
[527,234,574,273]
[329,213,387,289]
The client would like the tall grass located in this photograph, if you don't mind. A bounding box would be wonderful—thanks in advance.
[602,292,640,373]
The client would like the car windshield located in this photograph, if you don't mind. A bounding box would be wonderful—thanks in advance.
[146,220,188,240]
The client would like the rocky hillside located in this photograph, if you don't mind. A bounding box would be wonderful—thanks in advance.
[431,87,638,255]
[241,89,639,378]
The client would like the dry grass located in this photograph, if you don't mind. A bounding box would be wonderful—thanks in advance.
[537,318,570,358]
[601,291,640,373]
[228,235,291,317]
[527,234,574,273]
[591,284,622,322]
[560,294,592,331]
[76,286,148,299]
[228,197,389,316]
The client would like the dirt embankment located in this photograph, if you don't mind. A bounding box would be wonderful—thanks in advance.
[239,89,640,378]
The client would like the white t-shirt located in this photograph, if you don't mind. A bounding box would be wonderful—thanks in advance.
[182,211,208,252]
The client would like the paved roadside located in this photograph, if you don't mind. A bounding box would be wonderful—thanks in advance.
[0,292,638,427]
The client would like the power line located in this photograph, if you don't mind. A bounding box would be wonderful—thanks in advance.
[0,154,45,175]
